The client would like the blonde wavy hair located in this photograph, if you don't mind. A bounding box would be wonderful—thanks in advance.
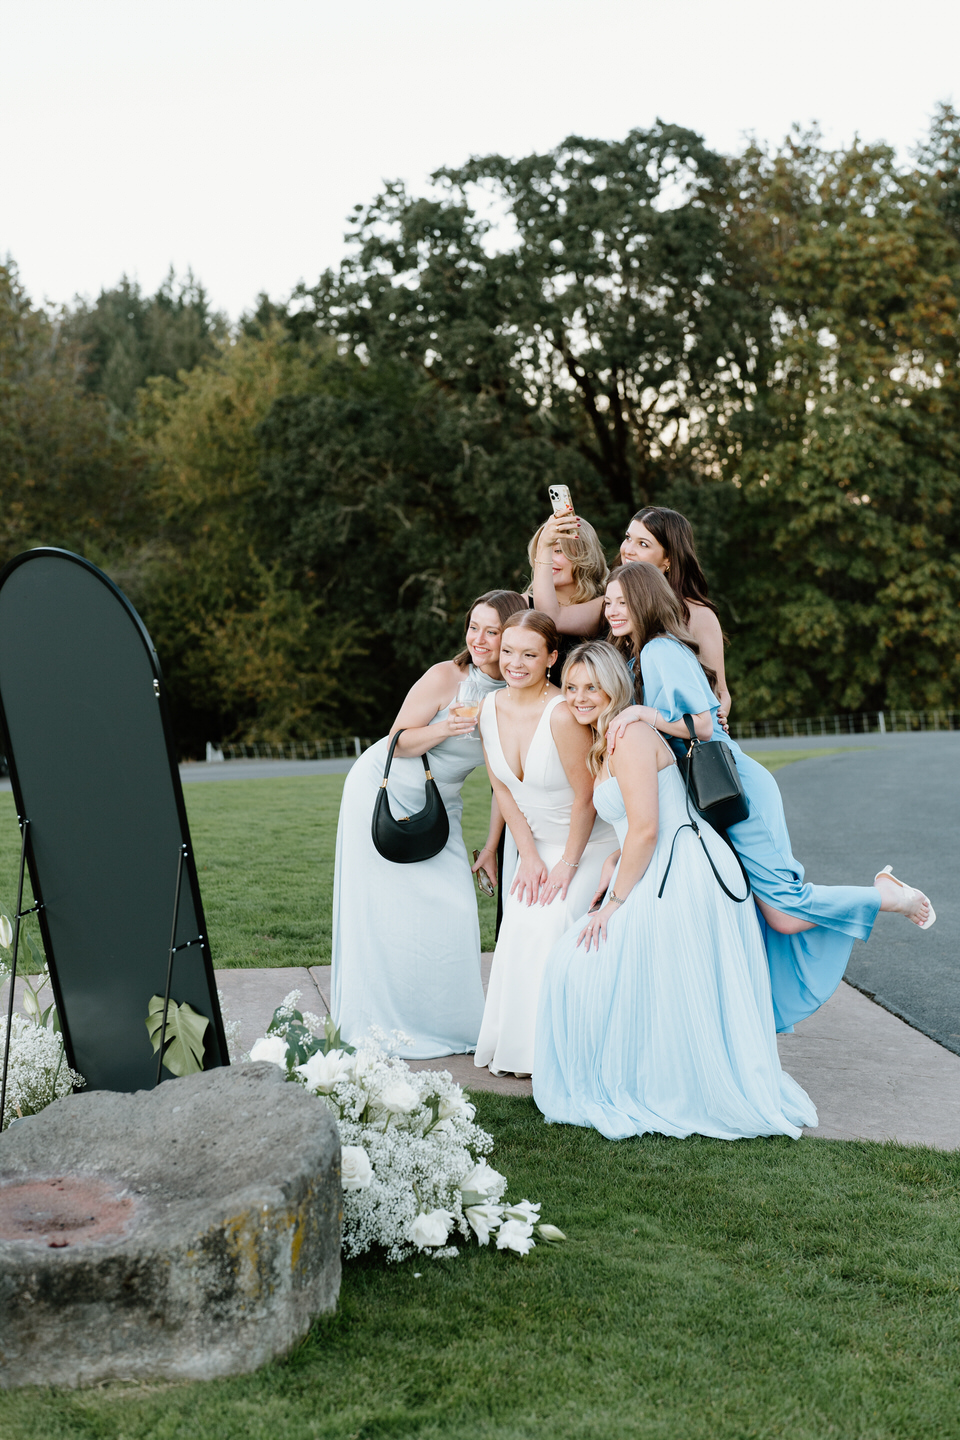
[526,516,609,604]
[560,640,635,777]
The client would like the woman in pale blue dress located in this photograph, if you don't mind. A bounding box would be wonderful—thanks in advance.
[604,564,935,1032]
[331,589,523,1058]
[534,641,817,1141]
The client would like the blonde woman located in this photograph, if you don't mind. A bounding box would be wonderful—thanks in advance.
[525,515,608,673]
[533,640,818,1142]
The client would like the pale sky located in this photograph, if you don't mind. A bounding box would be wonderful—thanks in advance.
[2,0,958,319]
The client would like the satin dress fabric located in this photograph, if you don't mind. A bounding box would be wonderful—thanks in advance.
[638,636,881,1031]
[533,762,818,1140]
[331,666,504,1059]
[475,694,617,1076]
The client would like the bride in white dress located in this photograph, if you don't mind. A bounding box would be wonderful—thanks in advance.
[475,610,617,1076]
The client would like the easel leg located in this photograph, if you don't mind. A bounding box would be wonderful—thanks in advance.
[0,819,30,1133]
[155,844,186,1087]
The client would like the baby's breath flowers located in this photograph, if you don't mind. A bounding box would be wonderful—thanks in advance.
[250,992,566,1262]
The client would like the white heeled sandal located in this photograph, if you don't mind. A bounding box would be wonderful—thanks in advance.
[874,865,936,931]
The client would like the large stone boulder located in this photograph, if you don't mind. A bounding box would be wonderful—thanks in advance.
[0,1062,340,1387]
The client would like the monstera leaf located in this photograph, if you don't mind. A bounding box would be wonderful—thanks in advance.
[146,995,209,1077]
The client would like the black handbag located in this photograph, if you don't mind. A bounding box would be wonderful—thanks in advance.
[676,715,749,832]
[659,715,751,903]
[371,729,450,863]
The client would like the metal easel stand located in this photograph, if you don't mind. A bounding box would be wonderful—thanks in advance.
[155,842,204,1086]
[0,818,44,1134]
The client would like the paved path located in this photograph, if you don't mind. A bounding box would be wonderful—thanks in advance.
[207,960,960,1148]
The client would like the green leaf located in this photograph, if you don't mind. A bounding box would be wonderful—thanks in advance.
[146,994,210,1077]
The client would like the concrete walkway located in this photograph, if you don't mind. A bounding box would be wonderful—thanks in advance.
[211,961,960,1147]
[5,958,958,1144]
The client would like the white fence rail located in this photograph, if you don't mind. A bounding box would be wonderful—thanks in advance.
[729,710,960,741]
[221,737,375,761]
[206,710,960,761]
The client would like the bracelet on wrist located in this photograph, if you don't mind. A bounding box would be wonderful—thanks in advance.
[559,857,579,868]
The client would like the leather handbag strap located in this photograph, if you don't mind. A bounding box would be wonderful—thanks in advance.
[381,729,434,784]
[658,715,751,904]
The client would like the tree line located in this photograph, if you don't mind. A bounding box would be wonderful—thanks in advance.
[2,109,960,754]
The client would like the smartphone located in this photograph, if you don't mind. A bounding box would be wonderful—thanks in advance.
[472,850,496,898]
[548,484,574,517]
[588,889,607,914]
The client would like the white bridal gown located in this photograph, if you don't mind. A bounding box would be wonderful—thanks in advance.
[475,694,617,1076]
[331,666,504,1059]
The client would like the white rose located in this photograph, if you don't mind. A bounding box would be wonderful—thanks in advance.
[438,1092,475,1122]
[503,1198,541,1226]
[0,914,12,949]
[340,1145,373,1191]
[378,1078,419,1115]
[297,1048,354,1093]
[459,1161,507,1202]
[496,1218,536,1256]
[464,1203,502,1245]
[249,1034,288,1068]
[408,1209,454,1248]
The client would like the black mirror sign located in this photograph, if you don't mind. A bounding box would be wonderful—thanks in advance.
[0,549,228,1118]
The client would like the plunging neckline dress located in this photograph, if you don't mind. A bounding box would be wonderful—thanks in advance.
[331,665,504,1059]
[475,693,617,1076]
[533,758,817,1140]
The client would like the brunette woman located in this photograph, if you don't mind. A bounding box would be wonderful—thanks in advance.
[474,610,616,1077]
[532,504,731,718]
[331,589,524,1059]
[602,563,935,1033]
[533,640,817,1141]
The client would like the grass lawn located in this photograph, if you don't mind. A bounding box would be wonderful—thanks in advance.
[0,1095,958,1438]
[0,748,850,974]
[2,744,958,1437]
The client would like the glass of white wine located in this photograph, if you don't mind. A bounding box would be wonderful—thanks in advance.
[451,676,482,722]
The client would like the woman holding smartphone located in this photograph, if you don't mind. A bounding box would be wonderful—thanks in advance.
[331,588,524,1059]
[532,499,731,720]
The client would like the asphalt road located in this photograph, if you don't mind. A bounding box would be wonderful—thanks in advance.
[762,732,959,1055]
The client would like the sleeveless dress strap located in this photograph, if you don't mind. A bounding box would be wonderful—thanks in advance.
[648,722,677,766]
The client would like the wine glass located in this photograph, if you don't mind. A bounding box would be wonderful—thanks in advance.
[450,676,482,722]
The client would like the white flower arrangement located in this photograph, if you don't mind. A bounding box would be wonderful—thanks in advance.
[0,948,84,1129]
[250,992,566,1262]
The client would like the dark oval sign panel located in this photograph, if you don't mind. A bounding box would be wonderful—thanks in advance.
[0,549,228,1091]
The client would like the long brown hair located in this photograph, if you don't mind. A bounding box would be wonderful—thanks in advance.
[453,590,526,668]
[608,563,719,698]
[526,517,609,603]
[629,507,718,624]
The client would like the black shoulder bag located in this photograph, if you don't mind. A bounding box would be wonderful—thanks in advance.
[371,730,450,864]
[658,715,751,903]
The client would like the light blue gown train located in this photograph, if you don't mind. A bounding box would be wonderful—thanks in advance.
[331,666,504,1058]
[639,637,881,1031]
[533,757,817,1140]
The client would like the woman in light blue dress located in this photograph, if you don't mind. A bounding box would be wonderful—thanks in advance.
[604,564,935,1032]
[331,589,523,1058]
[534,641,817,1140]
